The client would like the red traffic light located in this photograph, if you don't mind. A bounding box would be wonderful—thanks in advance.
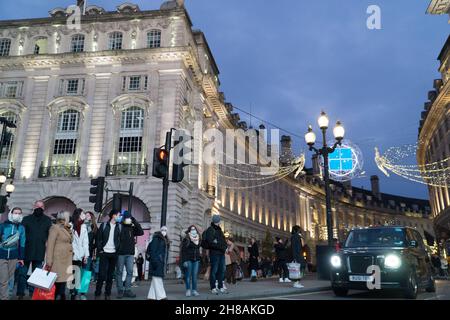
[158,149,169,161]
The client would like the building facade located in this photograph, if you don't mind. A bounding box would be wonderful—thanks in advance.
[0,1,435,269]
[417,1,450,241]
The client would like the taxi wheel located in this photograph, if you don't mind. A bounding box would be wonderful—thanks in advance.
[426,276,436,293]
[332,287,348,297]
[404,271,418,299]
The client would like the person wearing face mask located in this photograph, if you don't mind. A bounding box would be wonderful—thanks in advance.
[17,200,52,299]
[116,210,143,299]
[291,225,306,289]
[181,225,201,297]
[0,208,25,300]
[84,211,98,274]
[69,208,90,300]
[147,226,170,300]
[95,210,121,300]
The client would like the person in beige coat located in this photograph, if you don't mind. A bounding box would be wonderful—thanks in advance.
[45,211,73,300]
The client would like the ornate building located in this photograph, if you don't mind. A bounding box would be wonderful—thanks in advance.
[0,1,435,268]
[417,1,450,240]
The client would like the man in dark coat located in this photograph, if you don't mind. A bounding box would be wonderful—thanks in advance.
[248,238,259,282]
[274,237,290,282]
[17,201,52,298]
[202,215,227,294]
[291,225,306,289]
[116,210,144,299]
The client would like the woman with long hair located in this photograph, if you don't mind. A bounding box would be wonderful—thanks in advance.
[147,226,170,300]
[181,225,201,297]
[70,208,89,300]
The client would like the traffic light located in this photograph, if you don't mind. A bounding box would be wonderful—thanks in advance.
[0,195,7,214]
[152,148,169,179]
[112,193,122,213]
[172,136,191,183]
[89,176,105,212]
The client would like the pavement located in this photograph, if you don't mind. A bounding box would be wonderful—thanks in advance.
[84,274,331,300]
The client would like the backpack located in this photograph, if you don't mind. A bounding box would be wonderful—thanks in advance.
[201,227,217,250]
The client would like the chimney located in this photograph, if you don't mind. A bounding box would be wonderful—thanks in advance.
[280,135,293,166]
[371,175,380,199]
[77,0,86,14]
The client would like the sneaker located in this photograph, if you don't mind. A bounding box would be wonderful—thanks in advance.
[123,290,137,298]
[80,295,87,301]
[117,290,124,299]
[186,290,191,297]
[222,284,227,290]
[293,283,304,289]
[211,288,219,295]
[279,278,284,283]
[284,278,292,283]
[220,288,229,294]
[192,291,200,297]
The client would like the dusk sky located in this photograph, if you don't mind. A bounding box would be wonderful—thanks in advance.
[0,0,448,199]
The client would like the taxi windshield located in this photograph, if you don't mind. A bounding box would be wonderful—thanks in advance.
[345,228,406,248]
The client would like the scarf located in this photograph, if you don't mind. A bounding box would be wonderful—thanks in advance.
[188,233,200,246]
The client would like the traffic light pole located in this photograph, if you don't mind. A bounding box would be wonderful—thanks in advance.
[160,130,172,228]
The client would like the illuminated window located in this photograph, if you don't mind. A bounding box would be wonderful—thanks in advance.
[147,30,161,48]
[51,110,80,166]
[117,107,144,168]
[0,112,17,168]
[109,32,123,50]
[34,37,48,54]
[0,39,11,56]
[71,34,85,53]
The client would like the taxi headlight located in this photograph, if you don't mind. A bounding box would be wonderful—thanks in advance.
[384,254,401,269]
[330,255,342,268]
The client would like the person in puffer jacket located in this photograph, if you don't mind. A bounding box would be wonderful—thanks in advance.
[0,207,25,300]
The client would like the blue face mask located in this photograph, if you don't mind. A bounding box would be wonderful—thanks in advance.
[115,215,123,223]
[190,230,198,237]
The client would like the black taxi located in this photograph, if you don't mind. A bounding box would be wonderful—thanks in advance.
[330,226,435,299]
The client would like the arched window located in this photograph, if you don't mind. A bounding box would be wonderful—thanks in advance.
[147,30,161,48]
[52,109,80,167]
[0,38,11,56]
[0,111,17,175]
[34,37,48,55]
[109,32,123,50]
[71,34,85,53]
[116,107,144,173]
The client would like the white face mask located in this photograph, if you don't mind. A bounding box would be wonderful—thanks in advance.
[161,231,167,237]
[11,213,22,223]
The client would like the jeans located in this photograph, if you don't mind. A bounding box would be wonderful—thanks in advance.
[17,260,43,297]
[70,260,83,299]
[116,255,134,292]
[226,263,237,284]
[55,283,67,300]
[184,260,199,291]
[277,260,289,280]
[209,254,225,290]
[95,253,118,297]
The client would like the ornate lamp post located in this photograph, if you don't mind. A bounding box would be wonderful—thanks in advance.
[305,111,345,246]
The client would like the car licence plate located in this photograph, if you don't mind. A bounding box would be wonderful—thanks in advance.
[349,275,373,282]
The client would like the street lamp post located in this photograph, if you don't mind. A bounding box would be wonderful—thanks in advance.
[305,111,345,246]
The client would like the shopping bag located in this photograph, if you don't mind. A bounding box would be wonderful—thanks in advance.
[78,270,92,294]
[235,265,243,281]
[27,268,57,291]
[32,285,56,300]
[287,262,302,280]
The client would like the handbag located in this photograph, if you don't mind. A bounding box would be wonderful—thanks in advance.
[235,265,243,281]
[32,285,56,300]
[78,269,92,294]
[287,262,303,280]
[27,268,57,291]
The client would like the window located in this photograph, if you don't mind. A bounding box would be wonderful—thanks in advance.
[0,39,11,56]
[51,110,80,166]
[58,78,85,96]
[109,32,123,50]
[0,81,24,98]
[121,75,149,92]
[0,112,17,168]
[147,30,161,48]
[71,34,85,53]
[34,37,48,55]
[117,107,144,167]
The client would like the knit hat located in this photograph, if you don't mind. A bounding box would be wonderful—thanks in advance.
[212,214,221,224]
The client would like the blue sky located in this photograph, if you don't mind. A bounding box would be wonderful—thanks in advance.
[0,0,448,199]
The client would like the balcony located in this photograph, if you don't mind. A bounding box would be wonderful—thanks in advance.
[106,163,148,177]
[38,163,80,178]
[0,165,15,179]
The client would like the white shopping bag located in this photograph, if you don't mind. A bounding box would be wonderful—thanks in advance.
[287,262,302,280]
[27,268,57,291]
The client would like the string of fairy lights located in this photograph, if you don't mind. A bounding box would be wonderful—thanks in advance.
[375,143,450,187]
